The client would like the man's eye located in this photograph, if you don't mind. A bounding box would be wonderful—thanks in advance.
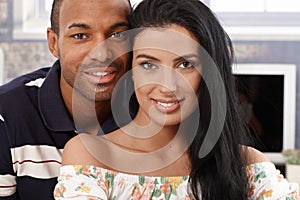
[72,33,87,39]
[109,32,127,41]
[139,62,157,70]
[178,61,194,69]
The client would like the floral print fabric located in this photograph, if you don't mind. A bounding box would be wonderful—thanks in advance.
[246,162,298,200]
[54,162,299,200]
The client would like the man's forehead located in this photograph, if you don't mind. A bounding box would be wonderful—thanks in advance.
[59,0,131,22]
[60,0,131,10]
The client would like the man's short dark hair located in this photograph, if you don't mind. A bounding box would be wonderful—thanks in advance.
[50,0,62,34]
[50,0,132,35]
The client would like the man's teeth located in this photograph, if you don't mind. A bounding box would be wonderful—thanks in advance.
[89,71,112,77]
[157,101,177,107]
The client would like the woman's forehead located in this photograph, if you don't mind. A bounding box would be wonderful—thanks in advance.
[133,25,200,56]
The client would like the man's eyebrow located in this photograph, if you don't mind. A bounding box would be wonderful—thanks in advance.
[67,22,128,31]
[68,23,91,30]
[110,22,129,30]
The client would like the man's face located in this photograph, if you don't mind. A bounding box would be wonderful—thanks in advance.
[48,0,131,102]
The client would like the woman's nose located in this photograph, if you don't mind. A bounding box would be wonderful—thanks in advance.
[159,67,178,94]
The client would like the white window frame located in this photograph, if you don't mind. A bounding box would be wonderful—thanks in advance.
[12,0,300,41]
[13,0,50,40]
[210,0,300,13]
[232,64,297,164]
[208,0,300,41]
[0,47,4,85]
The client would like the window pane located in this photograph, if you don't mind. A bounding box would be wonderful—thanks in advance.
[210,0,300,12]
[266,0,300,12]
[45,0,51,12]
[210,0,265,12]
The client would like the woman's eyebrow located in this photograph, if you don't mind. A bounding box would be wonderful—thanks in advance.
[135,54,160,61]
[173,54,199,62]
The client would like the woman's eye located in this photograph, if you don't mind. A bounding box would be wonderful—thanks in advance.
[72,33,87,39]
[178,61,194,69]
[139,62,157,70]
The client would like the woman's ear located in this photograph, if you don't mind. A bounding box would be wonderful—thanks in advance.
[47,28,59,58]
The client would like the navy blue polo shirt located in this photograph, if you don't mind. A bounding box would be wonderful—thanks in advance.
[0,60,120,200]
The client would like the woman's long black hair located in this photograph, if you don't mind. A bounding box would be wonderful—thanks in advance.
[129,0,252,199]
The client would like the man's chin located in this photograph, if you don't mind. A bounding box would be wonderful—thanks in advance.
[94,91,113,102]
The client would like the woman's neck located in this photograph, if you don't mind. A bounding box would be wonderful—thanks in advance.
[112,120,179,152]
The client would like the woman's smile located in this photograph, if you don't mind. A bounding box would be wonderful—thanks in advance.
[152,98,183,113]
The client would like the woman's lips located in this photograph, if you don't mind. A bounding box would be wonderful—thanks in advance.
[153,99,182,113]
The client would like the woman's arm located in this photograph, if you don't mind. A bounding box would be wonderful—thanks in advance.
[245,146,299,200]
[245,146,270,165]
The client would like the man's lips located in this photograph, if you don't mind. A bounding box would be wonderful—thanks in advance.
[84,67,118,85]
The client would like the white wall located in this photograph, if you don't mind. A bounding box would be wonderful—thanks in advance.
[130,0,142,8]
[0,48,3,85]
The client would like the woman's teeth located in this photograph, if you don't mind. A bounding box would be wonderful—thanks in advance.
[157,101,177,107]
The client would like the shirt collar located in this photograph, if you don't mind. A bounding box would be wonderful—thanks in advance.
[38,60,75,132]
[37,60,123,134]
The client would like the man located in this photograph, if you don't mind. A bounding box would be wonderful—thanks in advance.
[0,0,131,199]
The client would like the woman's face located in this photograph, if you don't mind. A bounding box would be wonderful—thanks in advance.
[132,24,202,127]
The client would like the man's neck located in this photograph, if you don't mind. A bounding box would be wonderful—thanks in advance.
[60,82,111,135]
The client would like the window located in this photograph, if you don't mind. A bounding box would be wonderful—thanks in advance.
[0,47,3,85]
[210,0,300,12]
[208,0,300,40]
[11,0,300,41]
[233,64,297,163]
[13,0,50,40]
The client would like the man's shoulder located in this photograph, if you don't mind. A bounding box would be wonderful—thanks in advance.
[0,67,50,96]
[0,67,51,115]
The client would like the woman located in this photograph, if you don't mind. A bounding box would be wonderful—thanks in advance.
[54,0,298,199]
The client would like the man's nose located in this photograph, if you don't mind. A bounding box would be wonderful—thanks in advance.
[89,40,113,63]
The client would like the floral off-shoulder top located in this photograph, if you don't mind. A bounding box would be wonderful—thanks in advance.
[54,162,299,200]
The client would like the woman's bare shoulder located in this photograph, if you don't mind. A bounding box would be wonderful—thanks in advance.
[243,146,270,165]
[62,134,102,166]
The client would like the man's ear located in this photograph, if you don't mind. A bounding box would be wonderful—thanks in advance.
[47,28,59,58]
